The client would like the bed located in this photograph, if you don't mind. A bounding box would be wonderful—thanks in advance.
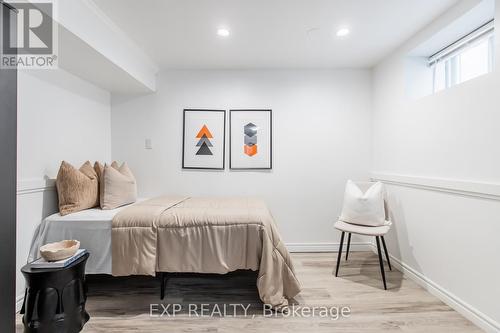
[29,196,301,308]
[28,204,134,274]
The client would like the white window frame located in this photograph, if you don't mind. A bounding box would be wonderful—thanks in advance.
[430,20,495,93]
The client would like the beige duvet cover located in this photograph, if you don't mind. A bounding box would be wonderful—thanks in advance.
[111,196,301,308]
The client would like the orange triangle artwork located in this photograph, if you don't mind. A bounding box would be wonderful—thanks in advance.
[196,125,213,138]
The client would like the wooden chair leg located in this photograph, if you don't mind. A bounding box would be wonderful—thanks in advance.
[335,231,345,277]
[345,233,352,261]
[381,236,392,271]
[375,236,387,290]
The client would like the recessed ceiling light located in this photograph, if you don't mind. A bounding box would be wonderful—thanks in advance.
[217,28,230,37]
[336,28,350,37]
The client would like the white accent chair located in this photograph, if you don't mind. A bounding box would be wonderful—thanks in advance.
[334,180,392,289]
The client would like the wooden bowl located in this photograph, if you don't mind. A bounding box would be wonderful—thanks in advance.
[40,240,80,262]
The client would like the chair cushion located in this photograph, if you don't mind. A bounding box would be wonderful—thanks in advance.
[339,180,385,226]
[334,220,391,236]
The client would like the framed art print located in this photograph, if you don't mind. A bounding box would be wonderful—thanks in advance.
[182,109,225,170]
[230,109,272,169]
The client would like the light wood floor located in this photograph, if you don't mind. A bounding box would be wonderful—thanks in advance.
[17,252,482,332]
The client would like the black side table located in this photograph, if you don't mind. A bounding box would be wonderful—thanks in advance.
[20,253,90,333]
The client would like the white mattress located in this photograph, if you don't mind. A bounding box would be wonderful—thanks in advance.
[28,203,142,274]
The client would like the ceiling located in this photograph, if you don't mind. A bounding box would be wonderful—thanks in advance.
[93,0,459,69]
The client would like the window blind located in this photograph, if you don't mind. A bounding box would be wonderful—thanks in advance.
[428,20,495,66]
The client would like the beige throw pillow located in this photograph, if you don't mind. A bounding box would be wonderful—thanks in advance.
[101,162,137,210]
[93,161,119,179]
[56,161,99,216]
[94,161,105,208]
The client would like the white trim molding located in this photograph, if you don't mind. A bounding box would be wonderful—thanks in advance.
[17,178,56,195]
[386,251,500,333]
[365,244,500,333]
[286,242,372,253]
[371,172,500,200]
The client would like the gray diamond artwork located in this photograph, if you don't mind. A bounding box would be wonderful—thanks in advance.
[244,123,258,137]
[244,135,257,146]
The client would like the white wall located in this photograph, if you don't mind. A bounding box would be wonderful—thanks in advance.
[16,68,111,309]
[33,0,159,93]
[111,69,372,246]
[371,1,500,331]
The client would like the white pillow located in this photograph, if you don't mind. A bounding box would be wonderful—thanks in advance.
[101,162,137,210]
[339,180,385,227]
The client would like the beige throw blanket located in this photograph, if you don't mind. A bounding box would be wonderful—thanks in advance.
[112,196,301,308]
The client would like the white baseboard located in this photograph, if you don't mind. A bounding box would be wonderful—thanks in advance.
[286,242,372,253]
[366,245,500,333]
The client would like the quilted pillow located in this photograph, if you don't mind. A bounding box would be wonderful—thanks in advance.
[339,180,385,227]
[56,161,99,215]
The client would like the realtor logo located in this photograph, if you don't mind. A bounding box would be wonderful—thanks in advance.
[1,1,58,68]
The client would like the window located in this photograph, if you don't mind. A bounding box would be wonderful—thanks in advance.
[430,20,495,93]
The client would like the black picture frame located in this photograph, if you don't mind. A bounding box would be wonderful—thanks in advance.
[182,109,226,170]
[229,109,273,170]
